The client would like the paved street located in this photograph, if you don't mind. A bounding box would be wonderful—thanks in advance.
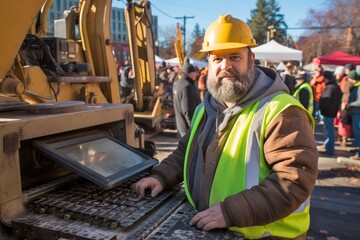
[307,124,360,239]
[149,124,360,239]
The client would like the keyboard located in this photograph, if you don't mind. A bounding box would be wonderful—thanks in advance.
[146,201,245,240]
[25,175,181,230]
[13,175,243,240]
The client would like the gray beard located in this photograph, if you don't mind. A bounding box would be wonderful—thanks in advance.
[207,65,255,104]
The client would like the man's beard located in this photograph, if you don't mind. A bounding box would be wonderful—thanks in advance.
[207,63,255,104]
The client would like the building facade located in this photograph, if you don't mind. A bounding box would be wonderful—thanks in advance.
[47,0,158,65]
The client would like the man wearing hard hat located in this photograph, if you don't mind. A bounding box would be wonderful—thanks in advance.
[133,15,318,239]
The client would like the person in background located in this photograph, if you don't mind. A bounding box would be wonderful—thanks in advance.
[293,72,313,114]
[335,66,346,92]
[338,64,355,147]
[280,62,296,95]
[159,66,169,83]
[318,74,342,156]
[297,66,311,83]
[310,65,327,122]
[198,67,208,100]
[168,67,179,83]
[172,62,201,137]
[254,59,261,66]
[268,65,276,71]
[333,66,348,147]
[120,63,134,100]
[346,70,360,160]
[132,14,318,239]
[345,63,355,74]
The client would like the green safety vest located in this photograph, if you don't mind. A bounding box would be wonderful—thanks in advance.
[184,92,314,239]
[293,82,314,114]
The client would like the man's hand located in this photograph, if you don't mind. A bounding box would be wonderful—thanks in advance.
[189,203,226,231]
[131,177,164,198]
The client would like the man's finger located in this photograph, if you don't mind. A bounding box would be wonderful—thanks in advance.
[151,184,162,197]
[132,181,146,197]
[202,220,218,231]
[189,211,209,226]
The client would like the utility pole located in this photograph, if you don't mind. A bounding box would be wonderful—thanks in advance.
[175,15,194,55]
[267,25,276,42]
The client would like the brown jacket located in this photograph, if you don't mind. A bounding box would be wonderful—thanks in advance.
[150,106,318,235]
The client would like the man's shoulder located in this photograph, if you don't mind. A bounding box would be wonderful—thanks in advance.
[277,105,310,120]
[174,77,193,88]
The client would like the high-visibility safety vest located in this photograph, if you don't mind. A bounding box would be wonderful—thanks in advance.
[293,82,314,114]
[184,92,314,239]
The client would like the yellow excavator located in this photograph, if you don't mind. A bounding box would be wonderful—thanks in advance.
[1,0,163,129]
[174,23,185,68]
[0,1,242,239]
[0,1,178,239]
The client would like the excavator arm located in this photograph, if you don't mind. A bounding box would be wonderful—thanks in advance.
[174,23,185,68]
[125,0,157,110]
[124,0,163,129]
[1,0,120,105]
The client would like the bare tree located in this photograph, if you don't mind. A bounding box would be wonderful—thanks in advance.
[188,23,205,58]
[157,25,177,59]
[298,0,360,63]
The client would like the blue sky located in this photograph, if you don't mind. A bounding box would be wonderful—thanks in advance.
[113,0,325,40]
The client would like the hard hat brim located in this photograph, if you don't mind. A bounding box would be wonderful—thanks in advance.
[199,42,258,52]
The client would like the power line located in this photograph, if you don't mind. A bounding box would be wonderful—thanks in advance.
[151,2,175,19]
[283,26,360,30]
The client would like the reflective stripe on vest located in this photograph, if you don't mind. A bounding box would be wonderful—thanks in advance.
[293,82,314,114]
[184,92,314,239]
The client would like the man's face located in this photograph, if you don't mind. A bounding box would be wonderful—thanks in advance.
[188,71,198,81]
[314,68,322,77]
[206,47,255,104]
[296,79,304,84]
[335,73,343,81]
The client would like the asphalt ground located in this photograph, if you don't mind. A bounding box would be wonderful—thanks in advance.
[150,124,360,239]
[307,123,360,239]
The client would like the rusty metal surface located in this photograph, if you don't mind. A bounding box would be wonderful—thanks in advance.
[0,101,30,112]
[25,101,85,114]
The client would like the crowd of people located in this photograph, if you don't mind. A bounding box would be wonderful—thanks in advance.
[150,53,360,162]
[155,61,208,101]
[274,62,360,159]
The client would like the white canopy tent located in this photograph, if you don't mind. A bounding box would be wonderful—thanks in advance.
[165,57,208,68]
[303,63,337,72]
[252,40,303,64]
[155,55,165,64]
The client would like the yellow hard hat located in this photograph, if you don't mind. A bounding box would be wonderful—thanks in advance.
[200,14,257,52]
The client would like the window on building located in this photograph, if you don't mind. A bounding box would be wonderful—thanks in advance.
[119,11,123,21]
